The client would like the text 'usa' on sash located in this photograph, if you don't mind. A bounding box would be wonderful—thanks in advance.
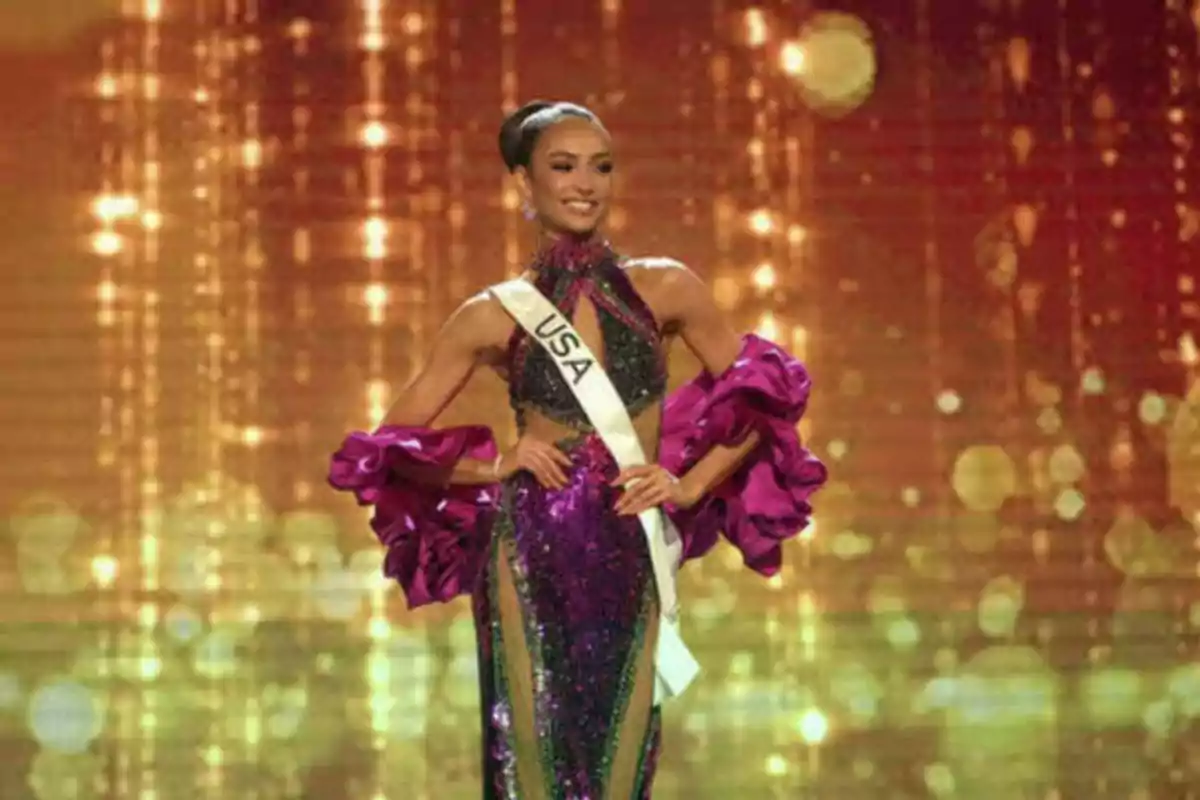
[533,313,594,385]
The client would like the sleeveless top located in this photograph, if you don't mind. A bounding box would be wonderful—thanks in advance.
[506,236,668,432]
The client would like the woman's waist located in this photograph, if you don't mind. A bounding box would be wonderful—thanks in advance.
[512,429,663,472]
[514,408,661,461]
[511,390,664,428]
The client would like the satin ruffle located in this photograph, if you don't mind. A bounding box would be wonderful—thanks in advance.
[327,424,499,608]
[659,334,827,575]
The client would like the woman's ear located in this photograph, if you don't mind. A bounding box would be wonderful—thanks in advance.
[514,165,533,204]
[513,166,536,219]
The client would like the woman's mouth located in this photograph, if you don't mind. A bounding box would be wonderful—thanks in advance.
[563,199,599,215]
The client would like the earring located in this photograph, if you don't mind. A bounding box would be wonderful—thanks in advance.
[521,201,536,221]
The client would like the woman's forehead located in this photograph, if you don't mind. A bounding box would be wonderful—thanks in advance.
[536,118,611,156]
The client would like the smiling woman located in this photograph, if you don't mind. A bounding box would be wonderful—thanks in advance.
[500,101,614,232]
[327,99,826,798]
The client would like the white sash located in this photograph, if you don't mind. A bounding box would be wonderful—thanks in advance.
[491,279,701,704]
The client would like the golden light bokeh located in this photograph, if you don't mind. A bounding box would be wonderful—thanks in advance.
[791,12,877,116]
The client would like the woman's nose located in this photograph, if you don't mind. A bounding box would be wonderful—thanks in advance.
[568,176,597,196]
[564,167,598,191]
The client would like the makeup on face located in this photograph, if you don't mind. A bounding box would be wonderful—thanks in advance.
[524,119,614,235]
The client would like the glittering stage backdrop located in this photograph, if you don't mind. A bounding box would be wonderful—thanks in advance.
[2,1,1199,798]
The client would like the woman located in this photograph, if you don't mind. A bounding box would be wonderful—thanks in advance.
[328,100,827,799]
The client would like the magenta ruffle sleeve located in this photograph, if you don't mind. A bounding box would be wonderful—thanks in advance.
[327,424,500,608]
[659,334,827,576]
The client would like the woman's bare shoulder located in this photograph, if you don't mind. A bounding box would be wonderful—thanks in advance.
[621,255,694,320]
[445,288,515,353]
[621,255,686,274]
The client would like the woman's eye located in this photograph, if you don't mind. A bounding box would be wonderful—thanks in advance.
[551,163,573,172]
[597,162,614,174]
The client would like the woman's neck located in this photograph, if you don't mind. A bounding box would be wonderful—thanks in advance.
[536,227,599,249]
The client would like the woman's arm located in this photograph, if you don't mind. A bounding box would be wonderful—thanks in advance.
[618,260,825,574]
[614,262,760,514]
[377,294,503,485]
[374,292,571,489]
[658,264,762,503]
[328,293,513,608]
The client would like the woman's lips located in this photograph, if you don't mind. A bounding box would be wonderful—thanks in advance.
[563,199,599,214]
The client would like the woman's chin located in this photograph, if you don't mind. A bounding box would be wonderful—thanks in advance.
[547,216,604,237]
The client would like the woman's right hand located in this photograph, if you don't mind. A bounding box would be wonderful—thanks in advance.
[496,436,573,489]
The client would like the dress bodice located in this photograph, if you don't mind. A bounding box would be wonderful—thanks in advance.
[505,238,667,431]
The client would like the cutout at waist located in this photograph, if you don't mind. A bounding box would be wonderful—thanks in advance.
[515,402,663,464]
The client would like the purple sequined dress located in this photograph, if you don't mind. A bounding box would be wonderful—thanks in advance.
[328,239,827,799]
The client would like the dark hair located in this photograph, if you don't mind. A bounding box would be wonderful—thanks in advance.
[497,100,602,172]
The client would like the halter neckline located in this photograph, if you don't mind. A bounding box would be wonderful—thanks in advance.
[530,234,613,276]
[507,233,667,433]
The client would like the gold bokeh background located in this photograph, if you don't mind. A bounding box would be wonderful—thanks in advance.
[2,1,1199,798]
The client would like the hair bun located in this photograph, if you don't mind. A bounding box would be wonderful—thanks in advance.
[498,100,555,171]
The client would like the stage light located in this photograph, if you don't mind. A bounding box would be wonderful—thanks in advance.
[779,41,806,75]
[791,12,877,116]
[744,9,768,48]
[90,230,122,255]
[752,261,776,290]
[360,120,389,148]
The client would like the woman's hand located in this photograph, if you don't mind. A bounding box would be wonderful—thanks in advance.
[612,464,698,516]
[496,436,573,489]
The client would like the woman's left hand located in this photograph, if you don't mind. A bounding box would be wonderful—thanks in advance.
[613,464,697,516]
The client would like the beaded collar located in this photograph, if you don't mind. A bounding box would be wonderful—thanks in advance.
[528,233,614,278]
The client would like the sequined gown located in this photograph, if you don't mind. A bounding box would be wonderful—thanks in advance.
[328,238,828,799]
[475,243,669,798]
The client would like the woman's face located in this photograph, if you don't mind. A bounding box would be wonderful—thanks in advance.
[517,117,613,236]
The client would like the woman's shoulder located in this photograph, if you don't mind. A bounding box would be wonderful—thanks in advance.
[456,287,506,319]
[444,288,517,352]
[621,255,708,293]
[620,255,707,320]
[619,254,690,297]
[621,254,687,275]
